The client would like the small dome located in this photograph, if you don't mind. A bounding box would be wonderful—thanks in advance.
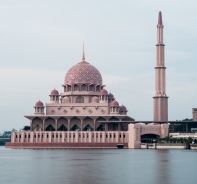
[119,105,127,111]
[108,93,114,99]
[50,89,59,96]
[91,96,99,103]
[35,100,44,107]
[62,97,70,103]
[100,89,108,95]
[110,100,119,107]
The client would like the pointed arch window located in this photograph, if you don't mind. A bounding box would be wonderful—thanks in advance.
[68,85,72,92]
[81,84,86,91]
[76,96,84,103]
[74,84,79,91]
[96,85,100,92]
[89,84,94,91]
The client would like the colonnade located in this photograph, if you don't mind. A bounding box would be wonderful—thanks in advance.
[11,131,128,143]
[31,117,125,131]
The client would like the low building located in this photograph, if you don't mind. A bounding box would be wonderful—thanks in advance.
[192,108,197,121]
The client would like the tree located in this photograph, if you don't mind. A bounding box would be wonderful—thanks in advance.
[165,137,170,143]
[22,126,30,131]
[12,128,17,132]
[187,137,193,143]
[3,131,11,138]
[183,118,193,121]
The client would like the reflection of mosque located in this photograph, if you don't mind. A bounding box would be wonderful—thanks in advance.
[27,50,134,133]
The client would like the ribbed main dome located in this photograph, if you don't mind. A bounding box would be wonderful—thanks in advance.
[64,61,102,85]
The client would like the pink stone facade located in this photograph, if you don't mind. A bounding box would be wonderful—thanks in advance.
[153,11,168,122]
[8,124,169,149]
[7,11,170,149]
[11,131,128,144]
[128,124,169,149]
[25,55,134,132]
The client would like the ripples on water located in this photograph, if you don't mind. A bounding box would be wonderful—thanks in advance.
[0,147,196,184]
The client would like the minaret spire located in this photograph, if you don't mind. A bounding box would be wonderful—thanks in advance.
[158,11,163,25]
[153,11,168,123]
[82,42,85,62]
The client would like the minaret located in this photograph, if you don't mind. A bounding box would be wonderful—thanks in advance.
[153,11,168,122]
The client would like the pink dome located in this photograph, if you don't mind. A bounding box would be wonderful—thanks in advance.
[110,100,119,107]
[119,105,127,111]
[100,89,108,95]
[108,93,114,99]
[65,61,102,85]
[35,100,44,107]
[50,89,59,95]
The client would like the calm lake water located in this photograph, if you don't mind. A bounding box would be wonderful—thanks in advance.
[0,147,196,184]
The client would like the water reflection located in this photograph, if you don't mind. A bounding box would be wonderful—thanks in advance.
[0,147,196,184]
[154,150,171,184]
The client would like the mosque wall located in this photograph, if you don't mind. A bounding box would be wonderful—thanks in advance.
[45,104,109,116]
[128,124,169,149]
[10,131,128,144]
[8,124,168,149]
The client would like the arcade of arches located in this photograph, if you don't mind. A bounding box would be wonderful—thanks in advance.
[31,116,129,132]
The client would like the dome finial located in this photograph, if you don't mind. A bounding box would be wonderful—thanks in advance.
[82,42,85,62]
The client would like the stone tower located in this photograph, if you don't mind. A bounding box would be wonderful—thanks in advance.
[153,11,168,122]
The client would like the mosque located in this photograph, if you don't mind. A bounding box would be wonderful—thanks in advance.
[6,12,169,149]
[26,49,135,133]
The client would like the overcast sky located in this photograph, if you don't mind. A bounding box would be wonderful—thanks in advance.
[1,0,197,132]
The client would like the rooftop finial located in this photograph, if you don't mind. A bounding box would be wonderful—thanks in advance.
[82,42,85,62]
[158,11,163,25]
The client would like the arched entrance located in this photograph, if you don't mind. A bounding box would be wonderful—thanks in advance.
[108,123,118,131]
[96,124,104,131]
[96,117,106,131]
[58,124,67,131]
[46,124,55,131]
[32,117,43,131]
[57,117,68,131]
[70,124,80,131]
[70,117,81,131]
[108,117,119,131]
[83,124,93,131]
[141,134,160,143]
[45,117,55,131]
[83,117,94,131]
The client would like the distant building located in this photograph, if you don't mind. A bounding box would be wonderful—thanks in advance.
[192,108,197,121]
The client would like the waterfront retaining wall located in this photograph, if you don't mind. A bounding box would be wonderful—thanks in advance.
[5,142,128,149]
[141,143,186,149]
